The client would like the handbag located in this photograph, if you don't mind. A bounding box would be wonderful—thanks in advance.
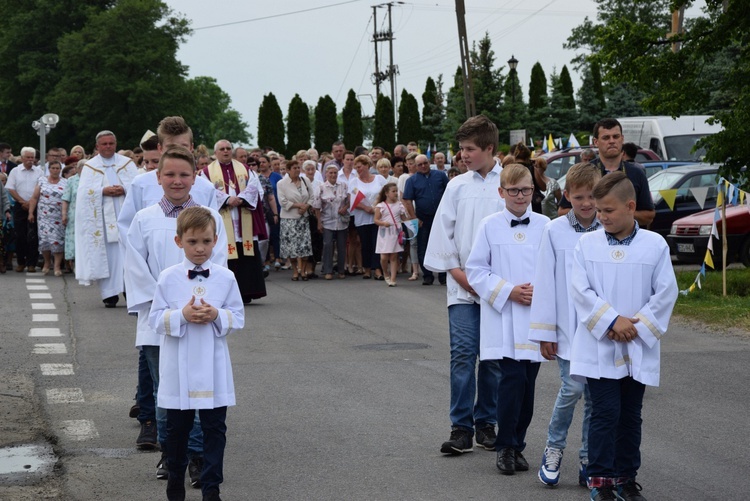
[384,202,405,245]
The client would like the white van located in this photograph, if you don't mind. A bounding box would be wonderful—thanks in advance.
[618,115,722,161]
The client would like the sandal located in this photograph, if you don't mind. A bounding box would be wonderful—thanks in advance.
[54,270,62,277]
[408,273,419,281]
[291,269,299,281]
[42,268,50,275]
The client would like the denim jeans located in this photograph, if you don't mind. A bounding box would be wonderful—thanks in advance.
[136,348,155,423]
[448,303,500,432]
[321,228,347,274]
[586,376,645,481]
[546,357,591,461]
[166,407,227,499]
[141,345,203,454]
[494,358,541,451]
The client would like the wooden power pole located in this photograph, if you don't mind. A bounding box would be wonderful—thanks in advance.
[455,0,476,118]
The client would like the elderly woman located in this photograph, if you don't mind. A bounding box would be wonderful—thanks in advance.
[277,160,313,281]
[61,159,84,274]
[302,159,323,277]
[314,164,350,280]
[349,154,386,280]
[28,160,67,276]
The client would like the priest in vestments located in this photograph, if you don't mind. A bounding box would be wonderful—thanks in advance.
[200,139,266,303]
[75,130,138,307]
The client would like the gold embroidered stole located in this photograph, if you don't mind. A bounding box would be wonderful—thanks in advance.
[207,160,254,259]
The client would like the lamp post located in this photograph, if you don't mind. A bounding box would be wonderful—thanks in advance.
[31,114,59,167]
[507,54,518,107]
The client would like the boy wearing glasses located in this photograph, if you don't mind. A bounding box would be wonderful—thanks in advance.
[466,164,550,475]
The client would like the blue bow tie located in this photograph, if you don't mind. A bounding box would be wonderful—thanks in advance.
[188,269,209,279]
[510,217,530,227]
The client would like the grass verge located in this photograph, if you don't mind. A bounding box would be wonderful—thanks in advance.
[674,268,750,331]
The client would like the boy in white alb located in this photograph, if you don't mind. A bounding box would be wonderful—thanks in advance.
[466,164,550,475]
[424,115,504,455]
[569,172,677,501]
[528,163,602,487]
[150,206,244,501]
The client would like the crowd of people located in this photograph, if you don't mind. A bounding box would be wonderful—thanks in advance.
[0,114,675,501]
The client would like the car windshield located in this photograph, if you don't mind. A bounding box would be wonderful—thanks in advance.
[648,170,684,191]
[663,134,708,161]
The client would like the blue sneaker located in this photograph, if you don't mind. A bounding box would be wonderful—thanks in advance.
[538,446,563,486]
[579,460,589,487]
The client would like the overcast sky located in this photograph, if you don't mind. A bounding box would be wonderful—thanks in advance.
[163,0,625,146]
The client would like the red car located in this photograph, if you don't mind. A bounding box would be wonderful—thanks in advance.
[667,204,750,266]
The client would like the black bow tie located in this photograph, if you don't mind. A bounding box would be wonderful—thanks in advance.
[510,217,530,227]
[188,269,210,279]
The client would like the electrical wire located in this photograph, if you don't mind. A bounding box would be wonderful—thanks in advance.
[336,14,374,102]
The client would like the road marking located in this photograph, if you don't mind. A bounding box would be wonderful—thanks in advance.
[27,285,49,291]
[29,293,53,299]
[33,314,59,322]
[60,420,99,441]
[41,364,74,376]
[33,344,67,354]
[29,328,62,337]
[25,278,46,283]
[46,388,84,404]
[32,303,56,310]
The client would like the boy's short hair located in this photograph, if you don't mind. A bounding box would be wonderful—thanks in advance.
[176,206,216,237]
[158,146,195,172]
[141,135,159,152]
[405,152,418,162]
[354,154,371,167]
[157,116,193,145]
[344,150,355,157]
[455,115,498,154]
[500,164,532,187]
[565,162,601,192]
[592,171,635,203]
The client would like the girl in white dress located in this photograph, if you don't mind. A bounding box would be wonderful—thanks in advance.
[374,183,407,286]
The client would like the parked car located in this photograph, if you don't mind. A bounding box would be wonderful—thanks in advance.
[641,160,697,179]
[668,204,750,266]
[647,164,721,240]
[539,147,660,179]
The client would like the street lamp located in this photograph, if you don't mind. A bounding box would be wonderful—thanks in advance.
[507,55,519,123]
[31,113,59,167]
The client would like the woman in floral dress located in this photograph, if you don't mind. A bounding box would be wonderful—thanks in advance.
[28,161,67,276]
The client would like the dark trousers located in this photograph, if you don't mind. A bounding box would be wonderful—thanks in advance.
[416,216,445,283]
[586,376,645,482]
[13,204,37,267]
[166,407,227,500]
[494,358,541,452]
[322,228,347,274]
[136,348,155,423]
[356,223,381,271]
[269,216,280,261]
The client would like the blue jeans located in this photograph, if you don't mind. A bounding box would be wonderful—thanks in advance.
[136,348,155,423]
[586,376,645,481]
[167,407,227,499]
[546,357,591,461]
[448,303,500,432]
[141,345,203,455]
[494,358,541,451]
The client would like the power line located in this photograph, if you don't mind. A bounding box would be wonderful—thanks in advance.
[193,0,368,31]
[335,14,374,102]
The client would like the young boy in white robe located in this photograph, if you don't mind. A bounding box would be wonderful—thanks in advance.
[569,172,677,501]
[466,164,549,475]
[527,163,602,487]
[149,206,243,501]
[124,147,227,487]
[424,115,505,455]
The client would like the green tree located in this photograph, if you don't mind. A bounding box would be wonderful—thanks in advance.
[577,63,606,131]
[421,76,444,149]
[442,67,467,147]
[182,76,249,146]
[47,0,191,149]
[397,89,421,146]
[341,89,363,148]
[499,67,526,141]
[314,95,339,151]
[604,83,645,118]
[286,94,310,156]
[559,65,576,110]
[470,33,505,126]
[257,92,285,151]
[527,62,549,138]
[373,94,395,154]
[547,69,578,137]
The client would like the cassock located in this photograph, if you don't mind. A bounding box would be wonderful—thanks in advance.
[75,153,137,298]
[149,259,244,410]
[200,160,266,302]
[124,203,228,348]
[465,208,550,362]
[569,229,678,387]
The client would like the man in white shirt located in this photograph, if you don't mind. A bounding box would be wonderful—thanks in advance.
[6,147,43,272]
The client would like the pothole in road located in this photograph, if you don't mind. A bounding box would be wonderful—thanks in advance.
[0,444,56,476]
[355,342,430,351]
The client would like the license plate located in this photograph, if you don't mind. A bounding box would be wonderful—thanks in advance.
[677,243,695,253]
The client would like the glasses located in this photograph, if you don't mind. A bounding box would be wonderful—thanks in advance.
[503,187,534,196]
[217,147,232,152]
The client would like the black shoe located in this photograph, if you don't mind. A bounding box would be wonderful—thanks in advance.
[496,447,516,475]
[136,420,157,450]
[617,480,646,501]
[156,453,168,480]
[128,403,140,419]
[591,486,619,501]
[203,489,222,501]
[474,424,496,451]
[514,449,529,471]
[103,295,119,308]
[188,455,203,488]
[422,278,434,286]
[440,428,473,455]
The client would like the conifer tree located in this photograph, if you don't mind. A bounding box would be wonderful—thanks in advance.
[373,94,395,153]
[314,95,339,151]
[342,89,363,149]
[257,92,285,152]
[286,94,310,156]
[397,89,421,145]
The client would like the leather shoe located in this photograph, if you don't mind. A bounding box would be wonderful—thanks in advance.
[514,449,529,471]
[496,447,515,475]
[15,265,25,272]
[422,278,434,286]
[103,295,119,308]
[27,266,36,273]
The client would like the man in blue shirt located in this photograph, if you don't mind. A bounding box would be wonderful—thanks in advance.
[403,154,448,285]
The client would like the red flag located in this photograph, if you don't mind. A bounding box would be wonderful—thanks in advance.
[350,189,366,211]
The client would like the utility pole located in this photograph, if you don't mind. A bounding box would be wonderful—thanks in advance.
[455,0,476,118]
[388,2,397,119]
[372,5,381,98]
[372,2,401,123]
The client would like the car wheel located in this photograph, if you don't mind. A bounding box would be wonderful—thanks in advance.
[740,237,750,267]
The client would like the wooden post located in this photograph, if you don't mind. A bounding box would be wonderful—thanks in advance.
[722,186,727,296]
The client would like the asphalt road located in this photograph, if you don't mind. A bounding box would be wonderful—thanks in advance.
[0,268,747,500]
